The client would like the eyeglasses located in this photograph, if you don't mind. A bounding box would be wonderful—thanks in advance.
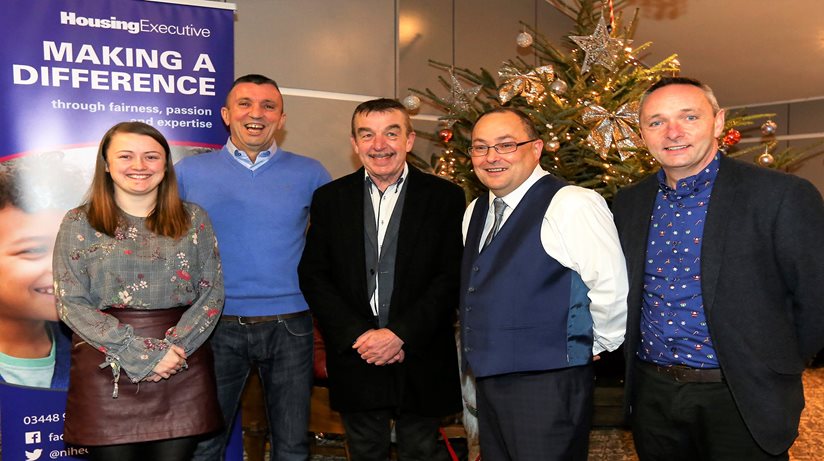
[467,139,537,157]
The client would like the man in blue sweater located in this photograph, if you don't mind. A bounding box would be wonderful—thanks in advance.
[176,74,331,461]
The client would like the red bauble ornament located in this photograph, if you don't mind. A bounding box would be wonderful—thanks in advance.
[722,128,741,146]
[438,128,454,143]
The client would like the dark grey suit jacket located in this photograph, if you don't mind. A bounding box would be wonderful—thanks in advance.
[613,155,824,455]
[299,165,464,417]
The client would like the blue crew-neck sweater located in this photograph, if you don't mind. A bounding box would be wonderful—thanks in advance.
[176,146,330,316]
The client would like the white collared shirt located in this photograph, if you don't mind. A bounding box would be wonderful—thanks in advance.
[365,163,409,317]
[462,165,629,355]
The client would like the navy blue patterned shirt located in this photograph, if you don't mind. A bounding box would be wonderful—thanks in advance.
[638,153,721,368]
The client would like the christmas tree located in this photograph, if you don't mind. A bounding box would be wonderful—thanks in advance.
[408,0,821,202]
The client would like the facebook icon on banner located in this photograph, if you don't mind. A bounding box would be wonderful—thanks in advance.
[25,430,42,444]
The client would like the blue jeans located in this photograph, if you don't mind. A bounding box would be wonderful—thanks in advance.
[192,314,314,461]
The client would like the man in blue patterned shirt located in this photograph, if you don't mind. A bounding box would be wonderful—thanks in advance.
[613,77,824,460]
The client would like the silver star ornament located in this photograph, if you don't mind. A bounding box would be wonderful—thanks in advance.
[569,16,631,73]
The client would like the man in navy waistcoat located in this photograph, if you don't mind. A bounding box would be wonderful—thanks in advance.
[460,107,628,460]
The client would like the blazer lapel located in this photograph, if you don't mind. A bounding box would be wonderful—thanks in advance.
[700,156,739,314]
[395,166,426,272]
[341,169,372,308]
[625,178,658,293]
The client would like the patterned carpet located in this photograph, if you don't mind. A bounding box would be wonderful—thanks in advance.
[309,366,824,461]
[587,366,824,461]
[789,366,824,460]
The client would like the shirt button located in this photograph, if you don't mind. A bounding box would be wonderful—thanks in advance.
[472,266,479,272]
[467,287,475,293]
[466,306,472,311]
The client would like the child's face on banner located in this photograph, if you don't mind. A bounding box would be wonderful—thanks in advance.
[0,206,63,322]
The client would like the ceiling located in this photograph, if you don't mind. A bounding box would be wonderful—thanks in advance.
[616,0,824,107]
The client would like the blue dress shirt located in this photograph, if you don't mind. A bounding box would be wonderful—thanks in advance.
[639,154,722,368]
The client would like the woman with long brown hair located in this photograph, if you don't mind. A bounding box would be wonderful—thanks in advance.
[53,121,224,460]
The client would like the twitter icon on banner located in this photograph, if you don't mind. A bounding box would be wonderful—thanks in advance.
[25,448,43,461]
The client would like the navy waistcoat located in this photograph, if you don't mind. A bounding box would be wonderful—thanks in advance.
[460,175,593,378]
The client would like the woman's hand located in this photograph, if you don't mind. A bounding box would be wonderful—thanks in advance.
[143,345,187,382]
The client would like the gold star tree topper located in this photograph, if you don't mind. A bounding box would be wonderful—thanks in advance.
[569,16,631,73]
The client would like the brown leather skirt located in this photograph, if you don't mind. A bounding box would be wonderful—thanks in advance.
[63,306,222,446]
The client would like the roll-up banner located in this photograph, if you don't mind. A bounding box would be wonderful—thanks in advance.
[0,0,237,459]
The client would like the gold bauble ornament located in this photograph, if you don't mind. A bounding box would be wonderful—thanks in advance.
[516,31,534,48]
[757,152,775,167]
[549,79,568,95]
[760,120,778,136]
[401,94,421,111]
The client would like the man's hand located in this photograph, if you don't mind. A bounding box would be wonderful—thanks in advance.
[353,328,404,365]
[387,349,405,365]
